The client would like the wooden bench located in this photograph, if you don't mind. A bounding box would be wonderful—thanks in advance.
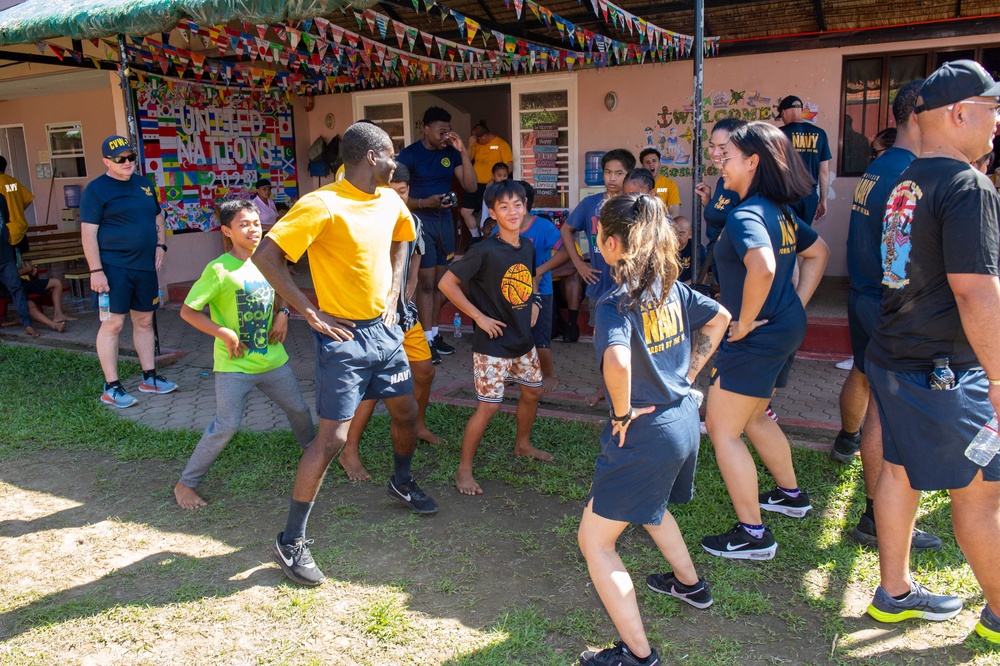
[21,232,85,268]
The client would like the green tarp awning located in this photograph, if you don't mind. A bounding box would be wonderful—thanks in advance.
[0,0,359,47]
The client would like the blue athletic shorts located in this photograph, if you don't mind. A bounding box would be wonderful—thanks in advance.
[418,215,456,269]
[711,344,800,399]
[531,294,553,349]
[312,317,414,421]
[791,192,819,227]
[866,359,1000,491]
[847,291,879,373]
[92,264,159,314]
[588,394,700,525]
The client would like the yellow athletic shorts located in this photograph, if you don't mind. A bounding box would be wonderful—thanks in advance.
[403,322,432,363]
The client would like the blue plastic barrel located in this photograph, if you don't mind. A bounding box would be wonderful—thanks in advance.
[64,185,82,208]
[584,151,605,186]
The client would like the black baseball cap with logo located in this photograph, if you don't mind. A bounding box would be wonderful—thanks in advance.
[102,135,133,158]
[777,95,803,112]
[915,59,1000,113]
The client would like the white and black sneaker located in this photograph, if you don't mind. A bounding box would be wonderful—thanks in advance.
[432,334,456,355]
[646,572,714,609]
[579,641,659,666]
[271,532,326,586]
[702,523,777,560]
[387,477,439,514]
[759,488,813,518]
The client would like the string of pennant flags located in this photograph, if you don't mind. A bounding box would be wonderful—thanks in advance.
[31,0,718,95]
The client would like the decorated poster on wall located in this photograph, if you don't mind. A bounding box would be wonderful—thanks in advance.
[135,79,297,231]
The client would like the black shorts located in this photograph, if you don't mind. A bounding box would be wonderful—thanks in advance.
[312,317,414,422]
[418,215,456,269]
[462,183,487,212]
[866,359,1000,491]
[0,276,48,299]
[92,265,159,314]
[848,291,880,373]
[531,294,553,349]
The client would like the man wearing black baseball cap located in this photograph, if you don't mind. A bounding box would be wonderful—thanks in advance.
[80,135,177,408]
[777,94,831,225]
[864,59,1000,643]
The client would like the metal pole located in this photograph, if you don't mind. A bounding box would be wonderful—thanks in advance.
[117,34,160,356]
[691,0,704,286]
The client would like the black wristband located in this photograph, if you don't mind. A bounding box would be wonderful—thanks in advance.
[610,408,633,426]
[90,267,104,273]
[157,243,168,251]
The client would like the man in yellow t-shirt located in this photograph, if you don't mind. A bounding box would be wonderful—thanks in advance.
[252,122,437,588]
[639,148,681,218]
[0,155,35,245]
[461,121,513,238]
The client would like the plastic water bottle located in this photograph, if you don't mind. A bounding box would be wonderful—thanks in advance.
[98,292,110,321]
[928,357,955,390]
[157,288,163,308]
[966,417,1000,466]
[453,312,462,339]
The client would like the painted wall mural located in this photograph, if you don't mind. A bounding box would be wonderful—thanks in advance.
[135,78,297,231]
[637,90,820,179]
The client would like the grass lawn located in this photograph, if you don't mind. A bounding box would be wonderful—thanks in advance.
[0,343,998,665]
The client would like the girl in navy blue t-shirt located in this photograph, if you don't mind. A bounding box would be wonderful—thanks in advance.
[702,122,829,562]
[577,194,730,666]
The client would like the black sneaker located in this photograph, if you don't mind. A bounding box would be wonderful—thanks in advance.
[646,572,714,609]
[387,477,439,514]
[702,523,777,560]
[579,641,660,666]
[432,334,455,355]
[430,344,442,365]
[271,532,326,586]
[563,321,580,343]
[850,514,943,552]
[759,487,813,518]
[830,430,861,463]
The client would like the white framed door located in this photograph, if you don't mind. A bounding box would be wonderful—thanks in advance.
[509,75,578,210]
[352,91,411,154]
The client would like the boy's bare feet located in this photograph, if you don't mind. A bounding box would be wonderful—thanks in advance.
[24,326,41,338]
[51,321,66,333]
[174,482,207,510]
[514,443,554,462]
[338,449,371,481]
[418,428,446,446]
[55,314,78,322]
[585,389,605,408]
[542,376,560,392]
[455,468,483,495]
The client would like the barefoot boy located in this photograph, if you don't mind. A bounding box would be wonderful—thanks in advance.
[339,163,444,482]
[439,179,553,495]
[174,200,314,510]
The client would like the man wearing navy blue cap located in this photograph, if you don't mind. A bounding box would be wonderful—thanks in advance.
[81,135,177,408]
[864,59,1000,643]
[778,95,831,225]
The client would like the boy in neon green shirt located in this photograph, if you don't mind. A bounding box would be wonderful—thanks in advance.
[174,200,314,510]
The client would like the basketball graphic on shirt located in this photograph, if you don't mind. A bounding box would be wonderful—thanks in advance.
[500,264,533,306]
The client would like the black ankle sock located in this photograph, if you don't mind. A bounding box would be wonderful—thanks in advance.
[863,497,875,521]
[892,589,911,601]
[393,453,413,486]
[142,369,156,380]
[104,380,122,391]
[838,428,861,442]
[283,499,314,543]
[568,309,578,324]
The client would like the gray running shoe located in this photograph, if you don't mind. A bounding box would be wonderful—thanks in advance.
[867,582,962,623]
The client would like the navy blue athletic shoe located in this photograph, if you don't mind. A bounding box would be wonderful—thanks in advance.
[579,642,659,666]
[646,572,713,609]
[702,523,777,560]
[387,477,438,514]
[867,582,962,623]
[432,333,455,355]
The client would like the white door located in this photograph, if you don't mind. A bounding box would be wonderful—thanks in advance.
[0,125,37,226]
[509,75,578,211]
[352,91,412,154]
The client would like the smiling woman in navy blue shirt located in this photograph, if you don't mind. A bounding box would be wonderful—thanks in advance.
[701,122,829,561]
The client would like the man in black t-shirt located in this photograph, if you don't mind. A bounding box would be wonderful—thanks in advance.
[778,95,831,225]
[439,180,552,496]
[863,60,1000,642]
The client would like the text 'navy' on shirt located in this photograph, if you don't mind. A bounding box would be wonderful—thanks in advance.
[396,140,462,223]
[80,174,161,271]
[714,194,818,354]
[847,147,917,298]
[780,121,832,180]
[594,280,720,408]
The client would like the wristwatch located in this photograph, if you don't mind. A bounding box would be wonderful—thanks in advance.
[157,243,168,251]
[278,307,291,316]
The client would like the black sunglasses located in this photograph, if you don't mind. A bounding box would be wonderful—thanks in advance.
[108,154,137,164]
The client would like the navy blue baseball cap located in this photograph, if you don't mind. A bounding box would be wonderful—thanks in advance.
[102,135,133,158]
[777,95,803,112]
[916,60,1000,113]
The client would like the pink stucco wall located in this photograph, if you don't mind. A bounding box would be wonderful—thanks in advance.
[293,92,354,197]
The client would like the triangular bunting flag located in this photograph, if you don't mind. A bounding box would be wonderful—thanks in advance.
[375,13,389,40]
[314,16,330,38]
[465,17,480,45]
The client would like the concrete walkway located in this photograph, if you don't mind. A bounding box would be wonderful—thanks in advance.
[1,298,848,443]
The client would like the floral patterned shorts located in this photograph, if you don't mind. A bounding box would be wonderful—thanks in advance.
[472,349,543,402]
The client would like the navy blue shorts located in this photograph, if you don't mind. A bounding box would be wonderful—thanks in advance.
[462,182,487,212]
[847,291,879,373]
[312,317,414,422]
[711,344,800,399]
[588,394,700,525]
[418,215,455,269]
[791,192,819,227]
[866,359,1000,491]
[92,265,159,314]
[531,294,553,349]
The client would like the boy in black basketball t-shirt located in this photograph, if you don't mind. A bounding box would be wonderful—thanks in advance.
[439,180,553,495]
